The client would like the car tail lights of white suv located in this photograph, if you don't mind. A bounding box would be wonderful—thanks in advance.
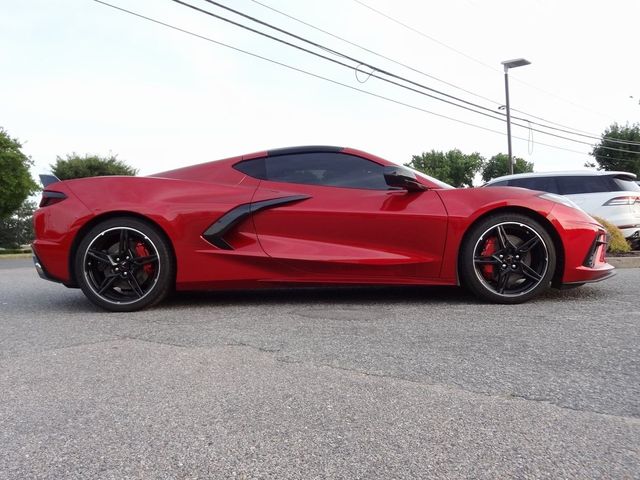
[484,171,640,246]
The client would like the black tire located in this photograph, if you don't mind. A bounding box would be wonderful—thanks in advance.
[459,213,556,304]
[74,217,174,312]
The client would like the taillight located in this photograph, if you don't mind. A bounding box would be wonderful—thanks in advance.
[603,196,640,206]
[39,191,67,207]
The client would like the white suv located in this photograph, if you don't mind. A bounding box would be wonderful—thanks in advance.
[484,171,640,246]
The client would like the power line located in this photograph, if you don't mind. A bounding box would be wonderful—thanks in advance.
[509,114,640,147]
[92,0,597,158]
[351,0,617,121]
[172,0,640,155]
[92,1,503,133]
[351,0,497,72]
[511,108,601,136]
[247,0,640,149]
[168,0,520,123]
[188,0,508,118]
[91,1,639,163]
[246,0,502,108]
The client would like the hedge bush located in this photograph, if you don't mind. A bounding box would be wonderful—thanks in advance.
[592,216,631,254]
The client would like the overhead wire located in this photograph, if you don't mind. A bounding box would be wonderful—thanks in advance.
[92,0,596,158]
[247,0,640,148]
[246,0,503,108]
[511,108,603,136]
[165,0,518,125]
[509,114,640,146]
[169,0,535,125]
[186,0,511,117]
[172,0,640,154]
[351,0,617,122]
[351,0,497,72]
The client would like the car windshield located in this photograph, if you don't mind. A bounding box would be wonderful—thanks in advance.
[404,165,454,189]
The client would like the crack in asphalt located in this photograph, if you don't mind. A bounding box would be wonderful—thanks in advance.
[2,334,638,423]
[0,337,122,362]
[118,335,191,349]
[225,341,281,354]
[273,355,640,423]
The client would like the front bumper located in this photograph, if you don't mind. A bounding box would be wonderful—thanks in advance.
[547,205,616,286]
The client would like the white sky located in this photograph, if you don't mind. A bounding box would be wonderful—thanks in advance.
[2,0,639,180]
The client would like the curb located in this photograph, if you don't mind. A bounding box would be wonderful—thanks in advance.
[0,254,32,259]
[605,256,640,269]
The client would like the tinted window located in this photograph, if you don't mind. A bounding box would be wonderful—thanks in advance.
[556,176,613,195]
[234,158,266,179]
[488,180,509,187]
[509,177,560,194]
[262,153,388,190]
[612,177,640,192]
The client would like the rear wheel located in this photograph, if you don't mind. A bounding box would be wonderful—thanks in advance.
[74,217,174,311]
[460,213,556,304]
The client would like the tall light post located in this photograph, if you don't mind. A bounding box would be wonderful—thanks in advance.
[501,58,531,174]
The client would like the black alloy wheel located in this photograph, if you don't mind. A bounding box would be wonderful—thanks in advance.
[460,213,556,304]
[75,217,174,311]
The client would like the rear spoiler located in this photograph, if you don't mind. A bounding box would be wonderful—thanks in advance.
[39,174,61,187]
[611,173,637,181]
[604,171,637,181]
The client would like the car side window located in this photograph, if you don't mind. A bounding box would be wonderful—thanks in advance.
[237,153,389,190]
[234,158,266,179]
[509,177,560,194]
[556,176,610,195]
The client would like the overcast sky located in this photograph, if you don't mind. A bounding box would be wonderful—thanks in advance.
[2,0,639,180]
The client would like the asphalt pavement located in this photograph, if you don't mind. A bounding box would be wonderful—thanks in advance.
[1,258,638,479]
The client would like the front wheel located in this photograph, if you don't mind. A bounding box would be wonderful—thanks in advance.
[74,217,174,311]
[459,213,556,304]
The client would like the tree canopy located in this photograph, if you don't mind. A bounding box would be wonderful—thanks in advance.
[0,200,36,248]
[481,153,534,182]
[405,149,484,187]
[589,123,640,175]
[51,153,138,180]
[0,128,38,219]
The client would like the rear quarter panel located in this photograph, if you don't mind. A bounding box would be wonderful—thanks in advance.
[40,173,264,287]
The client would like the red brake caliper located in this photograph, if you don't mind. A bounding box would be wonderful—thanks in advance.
[480,237,497,279]
[135,242,154,275]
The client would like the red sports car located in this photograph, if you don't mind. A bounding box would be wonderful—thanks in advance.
[33,146,614,311]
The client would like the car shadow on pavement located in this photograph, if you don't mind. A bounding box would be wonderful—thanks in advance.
[161,283,605,309]
[163,285,473,307]
[33,283,608,314]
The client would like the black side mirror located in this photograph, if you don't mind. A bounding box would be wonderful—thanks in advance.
[383,166,427,192]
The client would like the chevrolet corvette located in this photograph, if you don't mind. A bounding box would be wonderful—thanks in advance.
[33,146,614,311]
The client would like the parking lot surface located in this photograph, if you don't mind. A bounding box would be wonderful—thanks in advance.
[1,258,638,479]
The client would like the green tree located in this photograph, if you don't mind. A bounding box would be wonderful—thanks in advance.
[589,123,640,175]
[481,153,534,182]
[405,149,484,187]
[51,153,138,180]
[0,128,38,219]
[0,200,36,248]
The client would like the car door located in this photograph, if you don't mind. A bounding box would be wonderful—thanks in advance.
[238,151,448,282]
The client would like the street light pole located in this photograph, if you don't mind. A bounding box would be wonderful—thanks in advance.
[503,68,514,174]
[501,58,531,175]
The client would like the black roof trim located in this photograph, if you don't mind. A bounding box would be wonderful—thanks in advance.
[267,145,343,157]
